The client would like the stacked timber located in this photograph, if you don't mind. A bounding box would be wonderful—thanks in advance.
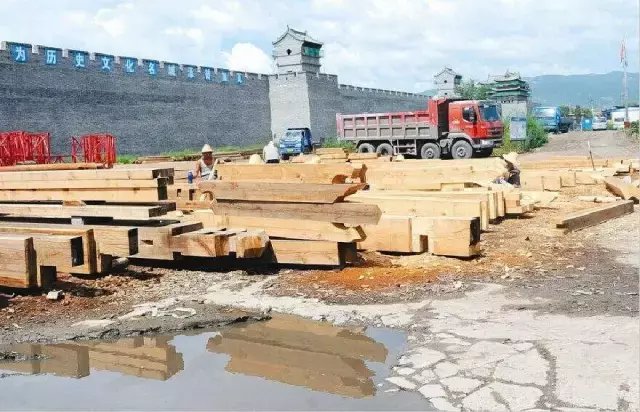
[518,156,639,189]
[0,167,173,202]
[194,164,378,266]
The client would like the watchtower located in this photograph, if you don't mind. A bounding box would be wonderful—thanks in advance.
[433,67,462,98]
[272,26,323,74]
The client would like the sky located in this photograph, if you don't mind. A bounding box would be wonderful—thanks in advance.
[0,0,638,92]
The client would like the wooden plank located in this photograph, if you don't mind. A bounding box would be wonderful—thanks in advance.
[0,222,137,257]
[216,163,363,184]
[555,200,634,232]
[198,181,364,204]
[39,344,90,378]
[0,203,166,220]
[211,201,381,225]
[0,168,173,182]
[364,168,500,190]
[348,195,487,230]
[315,148,346,155]
[0,187,167,202]
[0,235,37,288]
[354,190,498,221]
[0,178,167,190]
[212,213,365,242]
[604,177,640,203]
[135,222,203,260]
[347,152,378,160]
[269,240,350,266]
[0,163,104,172]
[359,215,416,253]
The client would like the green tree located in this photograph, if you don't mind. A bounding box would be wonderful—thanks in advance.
[559,105,571,117]
[455,80,491,100]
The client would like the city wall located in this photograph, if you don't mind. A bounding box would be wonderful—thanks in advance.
[0,42,427,154]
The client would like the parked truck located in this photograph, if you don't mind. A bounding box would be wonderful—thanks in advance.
[531,106,572,133]
[335,98,503,159]
[277,127,314,160]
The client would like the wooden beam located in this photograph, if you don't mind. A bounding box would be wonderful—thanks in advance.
[0,235,37,288]
[211,201,381,225]
[135,222,204,259]
[556,200,634,232]
[216,164,364,184]
[0,178,167,190]
[0,163,104,172]
[0,203,166,220]
[198,181,364,204]
[212,214,365,242]
[0,222,137,257]
[0,187,167,202]
[348,195,487,230]
[268,240,353,266]
[359,215,417,253]
[0,168,173,182]
[411,216,481,257]
[604,177,640,203]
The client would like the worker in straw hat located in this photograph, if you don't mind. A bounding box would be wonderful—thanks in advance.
[500,152,521,187]
[194,144,217,181]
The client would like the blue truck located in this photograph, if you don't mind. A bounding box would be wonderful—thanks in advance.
[277,127,314,159]
[532,106,572,133]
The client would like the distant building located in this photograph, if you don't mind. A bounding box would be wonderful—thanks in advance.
[433,67,462,98]
[483,71,531,119]
[483,71,530,103]
[272,26,323,74]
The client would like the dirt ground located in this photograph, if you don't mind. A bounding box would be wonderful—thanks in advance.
[0,130,638,343]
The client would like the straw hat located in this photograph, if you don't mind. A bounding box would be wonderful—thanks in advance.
[501,152,519,166]
[201,144,213,153]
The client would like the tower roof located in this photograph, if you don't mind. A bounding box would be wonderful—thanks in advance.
[434,67,461,78]
[273,26,323,46]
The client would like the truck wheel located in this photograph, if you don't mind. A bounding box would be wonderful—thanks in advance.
[376,143,394,156]
[451,140,473,159]
[475,148,493,158]
[420,143,441,159]
[358,143,376,153]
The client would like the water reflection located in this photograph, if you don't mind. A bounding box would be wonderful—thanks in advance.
[207,314,388,398]
[0,336,183,381]
[0,315,391,400]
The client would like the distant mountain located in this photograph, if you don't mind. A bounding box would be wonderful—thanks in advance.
[420,71,638,108]
[525,71,638,108]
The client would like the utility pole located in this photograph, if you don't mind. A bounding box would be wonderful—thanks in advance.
[621,38,629,124]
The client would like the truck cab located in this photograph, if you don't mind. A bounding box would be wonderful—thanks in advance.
[277,127,314,159]
[532,106,570,133]
[428,98,503,158]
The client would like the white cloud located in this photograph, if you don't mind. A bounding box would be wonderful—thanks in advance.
[0,0,636,92]
[223,42,273,73]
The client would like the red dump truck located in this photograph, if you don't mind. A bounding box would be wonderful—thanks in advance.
[336,98,503,159]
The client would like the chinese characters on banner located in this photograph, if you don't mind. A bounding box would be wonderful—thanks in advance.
[5,43,247,84]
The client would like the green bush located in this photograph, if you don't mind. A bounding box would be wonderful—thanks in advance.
[321,137,355,151]
[116,154,136,164]
[527,116,549,149]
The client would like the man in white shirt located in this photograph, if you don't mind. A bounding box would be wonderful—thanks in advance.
[263,140,280,164]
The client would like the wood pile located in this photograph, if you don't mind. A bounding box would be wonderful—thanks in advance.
[196,173,378,266]
[0,166,273,289]
[0,167,173,202]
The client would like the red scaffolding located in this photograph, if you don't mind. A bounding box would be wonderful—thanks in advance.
[0,131,52,166]
[71,134,117,166]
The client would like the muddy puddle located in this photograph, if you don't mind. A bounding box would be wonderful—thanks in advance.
[0,314,426,410]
